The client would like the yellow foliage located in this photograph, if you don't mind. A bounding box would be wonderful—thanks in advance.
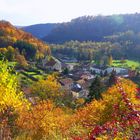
[0,61,30,112]
[16,78,140,139]
[31,75,62,100]
[0,61,138,140]
[74,78,139,127]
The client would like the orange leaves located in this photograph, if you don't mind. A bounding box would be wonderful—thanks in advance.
[15,54,28,67]
[0,21,50,61]
[17,100,73,138]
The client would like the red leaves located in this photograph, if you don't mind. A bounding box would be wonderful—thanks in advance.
[88,78,140,139]
[136,88,140,99]
[89,125,104,140]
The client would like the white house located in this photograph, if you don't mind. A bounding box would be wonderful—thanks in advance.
[90,66,128,75]
[105,67,128,74]
[90,67,104,74]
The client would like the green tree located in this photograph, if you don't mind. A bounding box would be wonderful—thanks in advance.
[14,40,36,60]
[104,70,108,77]
[100,71,104,77]
[63,67,69,75]
[108,55,113,66]
[88,76,104,102]
[108,69,117,86]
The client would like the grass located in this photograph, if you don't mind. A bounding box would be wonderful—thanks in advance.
[33,74,47,80]
[112,60,140,69]
[8,62,17,67]
[18,73,33,86]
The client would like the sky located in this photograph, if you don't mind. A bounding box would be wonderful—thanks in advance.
[0,0,140,26]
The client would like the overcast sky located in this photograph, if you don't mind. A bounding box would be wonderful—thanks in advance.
[0,0,140,26]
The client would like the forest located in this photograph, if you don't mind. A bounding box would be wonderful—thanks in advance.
[43,13,140,43]
[0,20,51,68]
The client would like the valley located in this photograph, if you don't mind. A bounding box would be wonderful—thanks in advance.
[0,13,140,140]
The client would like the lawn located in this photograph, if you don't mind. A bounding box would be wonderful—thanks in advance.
[112,60,140,69]
[8,62,17,67]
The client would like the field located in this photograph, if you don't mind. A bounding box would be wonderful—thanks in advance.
[112,60,140,69]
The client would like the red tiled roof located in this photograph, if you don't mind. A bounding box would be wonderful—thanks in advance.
[60,78,73,85]
[46,58,57,66]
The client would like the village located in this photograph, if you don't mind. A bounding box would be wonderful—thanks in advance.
[17,54,140,102]
[35,56,139,99]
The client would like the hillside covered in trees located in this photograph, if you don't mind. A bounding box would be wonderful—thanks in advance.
[51,38,140,63]
[0,20,50,66]
[22,23,58,39]
[43,13,140,43]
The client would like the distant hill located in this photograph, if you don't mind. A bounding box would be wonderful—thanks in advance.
[0,20,50,61]
[42,13,140,43]
[22,23,58,39]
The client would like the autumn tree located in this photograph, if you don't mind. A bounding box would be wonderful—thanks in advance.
[0,48,7,60]
[74,78,140,139]
[31,75,62,102]
[0,61,30,139]
[108,54,113,66]
[6,46,15,61]
[15,54,28,68]
[16,100,74,140]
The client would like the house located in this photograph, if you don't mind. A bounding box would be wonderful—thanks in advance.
[59,78,74,90]
[72,83,82,92]
[46,57,62,72]
[90,66,107,74]
[79,89,89,98]
[80,73,95,80]
[59,57,78,63]
[61,63,74,71]
[105,67,128,75]
[90,65,128,75]
[71,91,79,99]
[71,89,89,99]
[77,78,93,89]
[128,70,137,77]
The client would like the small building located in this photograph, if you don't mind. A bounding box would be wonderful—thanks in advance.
[81,73,95,80]
[128,70,137,77]
[72,83,82,92]
[79,89,89,98]
[90,65,128,75]
[46,57,62,72]
[90,66,107,74]
[105,67,128,75]
[59,78,74,90]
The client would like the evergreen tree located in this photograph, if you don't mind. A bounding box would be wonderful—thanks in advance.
[92,70,96,75]
[88,76,104,102]
[63,67,69,75]
[100,71,104,77]
[108,69,117,86]
[104,70,108,77]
